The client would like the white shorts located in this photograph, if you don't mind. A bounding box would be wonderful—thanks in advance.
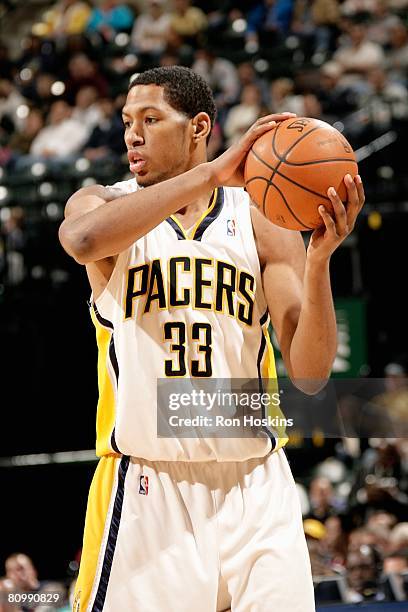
[74,449,315,612]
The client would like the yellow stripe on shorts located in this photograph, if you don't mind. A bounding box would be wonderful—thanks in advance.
[74,455,129,611]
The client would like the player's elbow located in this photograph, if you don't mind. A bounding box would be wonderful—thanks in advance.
[58,221,95,264]
[292,377,330,396]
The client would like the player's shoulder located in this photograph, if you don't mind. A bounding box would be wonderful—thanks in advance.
[105,176,139,197]
[222,186,250,206]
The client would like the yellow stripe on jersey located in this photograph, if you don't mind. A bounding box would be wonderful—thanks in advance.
[73,455,119,611]
[190,188,218,239]
[91,308,120,458]
[168,188,219,240]
[261,320,289,450]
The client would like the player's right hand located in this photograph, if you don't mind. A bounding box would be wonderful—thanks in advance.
[209,112,296,188]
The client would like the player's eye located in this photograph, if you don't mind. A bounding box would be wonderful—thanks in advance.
[123,120,131,128]
[145,117,158,124]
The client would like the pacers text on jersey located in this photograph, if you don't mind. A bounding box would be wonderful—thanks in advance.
[124,257,256,325]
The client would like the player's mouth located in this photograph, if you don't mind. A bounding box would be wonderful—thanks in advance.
[128,151,147,174]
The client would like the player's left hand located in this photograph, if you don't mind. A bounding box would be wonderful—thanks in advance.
[307,173,365,261]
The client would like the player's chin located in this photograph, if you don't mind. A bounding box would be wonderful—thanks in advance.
[135,170,167,187]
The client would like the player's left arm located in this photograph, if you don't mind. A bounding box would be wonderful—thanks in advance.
[252,174,365,394]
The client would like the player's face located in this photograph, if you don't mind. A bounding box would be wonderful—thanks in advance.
[123,84,194,187]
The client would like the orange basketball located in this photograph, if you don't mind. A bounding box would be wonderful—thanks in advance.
[244,117,358,231]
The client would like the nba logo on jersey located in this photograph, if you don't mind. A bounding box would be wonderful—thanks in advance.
[226,219,236,236]
[139,475,149,495]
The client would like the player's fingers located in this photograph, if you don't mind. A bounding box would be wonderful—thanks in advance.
[318,205,338,238]
[355,174,365,210]
[345,173,359,208]
[255,112,297,125]
[241,120,279,150]
[327,187,348,236]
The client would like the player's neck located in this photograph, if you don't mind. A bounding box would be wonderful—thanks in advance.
[174,188,216,226]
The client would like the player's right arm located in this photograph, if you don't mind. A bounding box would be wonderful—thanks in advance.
[59,113,296,264]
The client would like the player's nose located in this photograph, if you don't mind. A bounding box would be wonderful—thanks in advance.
[125,127,144,148]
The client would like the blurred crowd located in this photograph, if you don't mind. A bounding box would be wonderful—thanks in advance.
[300,436,408,604]
[0,0,407,288]
[0,0,408,285]
[1,0,408,173]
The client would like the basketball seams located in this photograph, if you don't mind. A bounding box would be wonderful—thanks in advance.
[249,148,332,202]
[268,182,312,230]
[278,156,356,167]
[272,124,323,163]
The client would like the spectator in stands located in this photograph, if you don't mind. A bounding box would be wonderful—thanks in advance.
[306,476,340,522]
[224,84,263,146]
[366,510,398,532]
[21,73,61,118]
[382,549,408,600]
[303,518,337,576]
[383,548,408,574]
[72,85,103,131]
[349,439,408,522]
[15,34,64,76]
[37,0,91,39]
[27,99,89,162]
[359,66,408,129]
[131,0,171,57]
[192,47,240,110]
[0,577,15,612]
[82,97,124,161]
[4,108,45,168]
[65,53,108,103]
[385,20,408,86]
[333,17,385,79]
[270,73,322,117]
[269,77,304,113]
[345,545,384,602]
[320,515,348,568]
[366,0,401,47]
[86,0,134,42]
[317,61,358,120]
[0,79,28,139]
[5,553,40,593]
[246,0,294,50]
[236,62,269,104]
[169,0,208,46]
[340,0,377,16]
[291,0,340,61]
[389,522,408,552]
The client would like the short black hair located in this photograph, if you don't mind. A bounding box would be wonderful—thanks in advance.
[129,66,217,135]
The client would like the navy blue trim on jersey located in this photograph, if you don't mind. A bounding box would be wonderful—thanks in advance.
[91,455,130,612]
[257,310,277,451]
[193,187,224,241]
[92,302,114,331]
[111,429,120,454]
[165,187,225,241]
[165,217,186,240]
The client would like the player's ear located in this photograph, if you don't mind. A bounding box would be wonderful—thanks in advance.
[191,112,211,143]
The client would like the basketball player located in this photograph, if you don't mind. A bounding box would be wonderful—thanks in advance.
[59,66,365,612]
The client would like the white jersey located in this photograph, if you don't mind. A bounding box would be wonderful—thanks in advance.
[91,178,288,461]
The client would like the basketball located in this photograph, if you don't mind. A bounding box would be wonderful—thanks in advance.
[244,117,358,231]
